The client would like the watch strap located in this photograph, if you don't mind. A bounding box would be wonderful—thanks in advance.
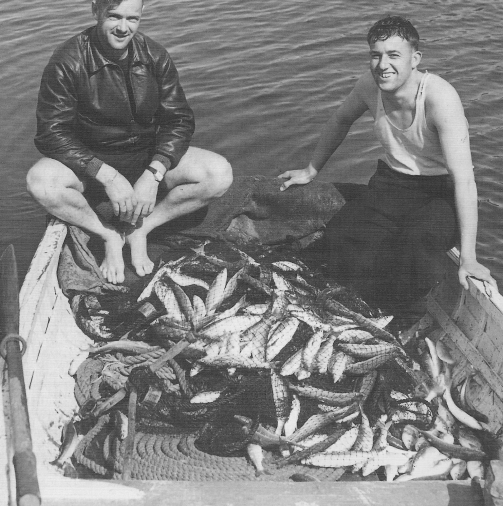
[146,166,163,182]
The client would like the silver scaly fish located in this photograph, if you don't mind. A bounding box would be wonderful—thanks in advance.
[266,317,300,361]
[288,383,362,407]
[280,348,304,377]
[301,329,324,372]
[339,342,403,359]
[200,314,261,340]
[328,351,352,384]
[302,450,377,468]
[246,443,271,477]
[284,394,301,437]
[313,334,338,374]
[206,268,228,315]
[271,370,290,435]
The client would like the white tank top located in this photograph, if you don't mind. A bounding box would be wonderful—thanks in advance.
[374,72,449,176]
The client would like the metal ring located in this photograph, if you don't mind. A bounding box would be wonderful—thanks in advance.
[0,334,27,360]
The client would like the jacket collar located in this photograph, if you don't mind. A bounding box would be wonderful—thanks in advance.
[87,26,150,73]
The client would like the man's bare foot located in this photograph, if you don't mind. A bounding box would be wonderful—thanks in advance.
[126,228,154,277]
[100,229,126,284]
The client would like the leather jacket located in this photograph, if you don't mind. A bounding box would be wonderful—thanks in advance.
[35,26,195,178]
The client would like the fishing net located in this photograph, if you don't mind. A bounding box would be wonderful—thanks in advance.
[66,237,423,481]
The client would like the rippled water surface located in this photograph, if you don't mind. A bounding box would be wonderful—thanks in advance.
[1,0,502,282]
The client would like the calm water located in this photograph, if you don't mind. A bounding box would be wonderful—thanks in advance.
[1,0,503,283]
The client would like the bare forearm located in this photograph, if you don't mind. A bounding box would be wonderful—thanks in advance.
[455,178,478,263]
[310,115,352,171]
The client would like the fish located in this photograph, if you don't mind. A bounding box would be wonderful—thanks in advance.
[302,450,377,468]
[266,317,300,361]
[200,294,248,328]
[359,370,378,402]
[351,409,374,472]
[271,371,290,435]
[334,329,374,344]
[272,261,302,272]
[113,410,128,440]
[436,339,455,365]
[51,420,83,468]
[425,337,442,379]
[443,378,484,430]
[338,342,403,360]
[324,426,359,453]
[243,303,269,315]
[167,269,210,290]
[158,286,186,323]
[199,353,270,369]
[222,267,245,301]
[88,341,160,355]
[289,404,359,443]
[345,350,399,375]
[288,383,363,407]
[272,271,294,292]
[235,415,303,449]
[280,348,304,377]
[284,394,301,437]
[68,350,90,376]
[289,308,328,331]
[200,314,262,340]
[385,464,399,482]
[419,430,486,461]
[466,460,484,479]
[191,295,207,328]
[450,459,467,480]
[362,448,414,477]
[206,268,228,315]
[458,427,483,451]
[170,283,194,323]
[240,313,282,360]
[401,424,420,450]
[394,446,453,482]
[246,443,270,476]
[301,329,324,372]
[328,351,351,384]
[190,390,223,404]
[313,334,338,374]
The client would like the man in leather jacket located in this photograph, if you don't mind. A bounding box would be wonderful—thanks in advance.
[27,0,233,284]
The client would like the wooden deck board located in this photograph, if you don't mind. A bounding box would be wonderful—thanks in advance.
[35,479,482,506]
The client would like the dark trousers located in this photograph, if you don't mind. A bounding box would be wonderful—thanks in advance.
[326,160,458,310]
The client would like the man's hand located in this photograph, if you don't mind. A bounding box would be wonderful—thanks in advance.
[458,258,498,294]
[131,171,159,226]
[277,164,318,192]
[96,165,137,222]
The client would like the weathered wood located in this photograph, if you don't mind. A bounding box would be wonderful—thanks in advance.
[1,245,41,506]
[427,294,503,405]
[484,461,503,506]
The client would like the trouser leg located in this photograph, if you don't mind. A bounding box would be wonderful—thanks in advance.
[389,197,458,309]
[325,195,398,305]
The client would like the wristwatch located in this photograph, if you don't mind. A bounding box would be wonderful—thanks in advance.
[146,166,164,182]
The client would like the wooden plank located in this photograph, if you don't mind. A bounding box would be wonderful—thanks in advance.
[447,248,503,327]
[427,295,503,404]
[35,479,479,506]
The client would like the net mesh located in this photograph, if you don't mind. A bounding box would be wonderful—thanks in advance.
[66,237,433,481]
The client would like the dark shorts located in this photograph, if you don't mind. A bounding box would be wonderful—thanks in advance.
[325,160,458,309]
[84,149,167,208]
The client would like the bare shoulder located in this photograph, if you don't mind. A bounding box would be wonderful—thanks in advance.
[425,73,464,110]
[352,71,377,114]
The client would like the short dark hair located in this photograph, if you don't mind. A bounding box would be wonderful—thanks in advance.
[94,0,143,14]
[367,16,420,51]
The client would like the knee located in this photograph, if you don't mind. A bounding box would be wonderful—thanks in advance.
[202,155,233,200]
[26,158,72,206]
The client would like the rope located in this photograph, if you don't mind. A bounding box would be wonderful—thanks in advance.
[74,414,112,477]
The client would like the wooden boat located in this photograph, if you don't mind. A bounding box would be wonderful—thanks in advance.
[2,218,503,505]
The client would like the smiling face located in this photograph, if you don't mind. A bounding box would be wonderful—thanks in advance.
[369,36,421,93]
[92,0,143,60]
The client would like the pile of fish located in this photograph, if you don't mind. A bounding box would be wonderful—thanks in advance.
[55,239,491,482]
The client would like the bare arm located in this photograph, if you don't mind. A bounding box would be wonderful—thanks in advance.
[279,75,369,190]
[429,78,497,290]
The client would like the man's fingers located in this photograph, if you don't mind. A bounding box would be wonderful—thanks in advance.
[131,204,143,226]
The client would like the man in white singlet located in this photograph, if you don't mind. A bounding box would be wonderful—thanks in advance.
[278,15,496,314]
